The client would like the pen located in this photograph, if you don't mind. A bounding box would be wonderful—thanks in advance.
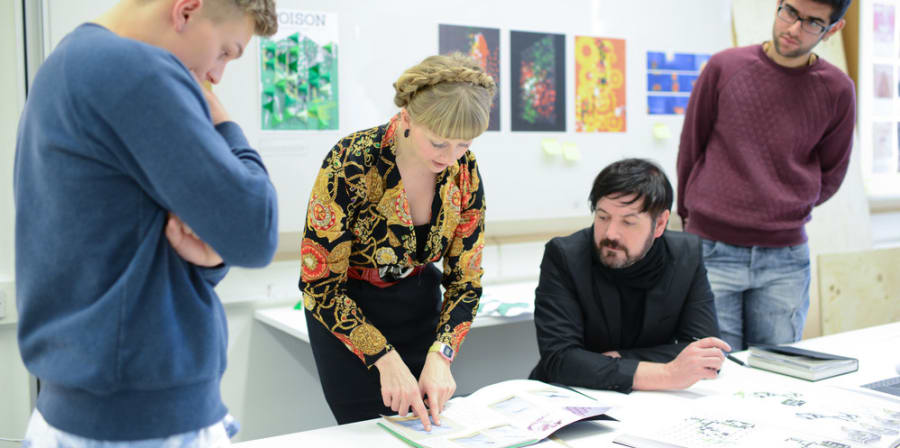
[725,352,746,367]
[690,336,746,367]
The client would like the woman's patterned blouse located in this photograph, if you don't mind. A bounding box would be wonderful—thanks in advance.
[298,115,486,368]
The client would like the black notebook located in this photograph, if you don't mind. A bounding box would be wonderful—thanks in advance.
[747,345,858,381]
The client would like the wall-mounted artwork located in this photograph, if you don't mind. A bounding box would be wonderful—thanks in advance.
[874,122,894,174]
[874,64,894,99]
[259,10,338,131]
[439,24,501,131]
[646,51,710,116]
[874,3,895,58]
[574,36,626,132]
[510,31,566,132]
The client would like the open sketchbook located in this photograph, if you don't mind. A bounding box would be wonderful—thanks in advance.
[378,379,612,448]
[614,384,900,448]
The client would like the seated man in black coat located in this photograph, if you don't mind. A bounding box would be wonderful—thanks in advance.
[530,158,731,392]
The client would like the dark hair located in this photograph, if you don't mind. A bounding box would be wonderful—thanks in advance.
[588,158,673,220]
[809,0,853,24]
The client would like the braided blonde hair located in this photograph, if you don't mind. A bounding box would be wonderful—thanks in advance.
[393,53,496,140]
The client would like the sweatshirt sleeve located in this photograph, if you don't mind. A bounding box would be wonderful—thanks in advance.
[98,68,278,268]
[676,56,722,223]
[199,263,230,286]
[815,78,856,206]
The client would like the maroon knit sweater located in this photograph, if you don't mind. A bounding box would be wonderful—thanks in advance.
[677,44,856,248]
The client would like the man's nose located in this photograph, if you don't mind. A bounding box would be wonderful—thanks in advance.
[208,64,226,85]
[604,223,623,241]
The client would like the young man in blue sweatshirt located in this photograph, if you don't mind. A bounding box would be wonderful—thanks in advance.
[14,0,278,445]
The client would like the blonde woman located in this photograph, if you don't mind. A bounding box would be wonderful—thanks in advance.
[299,54,495,428]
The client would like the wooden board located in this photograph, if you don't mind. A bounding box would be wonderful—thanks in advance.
[818,248,900,335]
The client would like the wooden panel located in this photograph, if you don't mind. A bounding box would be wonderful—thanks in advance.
[818,248,900,335]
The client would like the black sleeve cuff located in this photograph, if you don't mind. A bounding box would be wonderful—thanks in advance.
[611,358,640,393]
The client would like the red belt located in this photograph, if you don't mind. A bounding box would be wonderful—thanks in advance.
[347,265,425,288]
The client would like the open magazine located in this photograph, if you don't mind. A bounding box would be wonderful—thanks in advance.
[378,379,613,448]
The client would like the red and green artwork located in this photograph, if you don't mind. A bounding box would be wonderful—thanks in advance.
[259,10,338,131]
[439,24,501,131]
[510,31,566,132]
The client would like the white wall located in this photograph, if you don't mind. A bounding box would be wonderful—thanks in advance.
[0,0,33,445]
[0,0,18,282]
[38,0,734,233]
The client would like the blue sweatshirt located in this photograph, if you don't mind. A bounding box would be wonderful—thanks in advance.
[14,24,278,440]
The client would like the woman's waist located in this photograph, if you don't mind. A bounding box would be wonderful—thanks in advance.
[347,263,437,288]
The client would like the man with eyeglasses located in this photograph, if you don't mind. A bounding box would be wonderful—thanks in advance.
[676,0,855,352]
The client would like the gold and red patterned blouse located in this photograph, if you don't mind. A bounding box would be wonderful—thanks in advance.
[298,115,486,368]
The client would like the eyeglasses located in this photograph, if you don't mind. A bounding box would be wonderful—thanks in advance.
[777,4,830,35]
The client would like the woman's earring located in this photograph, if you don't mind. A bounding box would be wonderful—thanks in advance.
[404,129,410,138]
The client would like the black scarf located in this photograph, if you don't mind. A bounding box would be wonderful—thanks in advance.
[593,235,669,348]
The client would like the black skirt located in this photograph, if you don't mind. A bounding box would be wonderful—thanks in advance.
[306,263,442,424]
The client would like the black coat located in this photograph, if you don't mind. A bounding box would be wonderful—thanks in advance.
[529,228,719,392]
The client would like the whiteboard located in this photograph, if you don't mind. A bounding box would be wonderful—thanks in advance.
[39,0,734,234]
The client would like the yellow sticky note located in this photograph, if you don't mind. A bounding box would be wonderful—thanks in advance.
[562,142,581,162]
[542,138,562,156]
[652,123,672,141]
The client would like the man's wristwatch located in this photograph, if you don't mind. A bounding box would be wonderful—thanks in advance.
[428,341,455,363]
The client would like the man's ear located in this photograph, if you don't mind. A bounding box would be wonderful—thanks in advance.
[654,210,670,238]
[822,18,845,41]
[171,0,204,32]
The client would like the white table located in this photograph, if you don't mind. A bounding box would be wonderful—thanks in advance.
[236,322,900,447]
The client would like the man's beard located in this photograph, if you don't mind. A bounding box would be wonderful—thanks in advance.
[772,30,820,59]
[596,230,655,269]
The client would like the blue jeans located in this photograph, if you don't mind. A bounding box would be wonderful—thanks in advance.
[701,239,811,352]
